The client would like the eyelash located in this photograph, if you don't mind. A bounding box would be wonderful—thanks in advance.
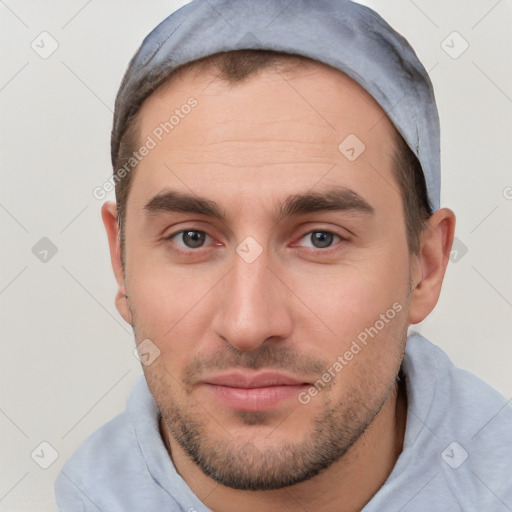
[165,230,216,255]
[295,230,344,252]
[164,228,346,255]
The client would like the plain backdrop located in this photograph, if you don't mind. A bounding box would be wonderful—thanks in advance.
[1,1,511,510]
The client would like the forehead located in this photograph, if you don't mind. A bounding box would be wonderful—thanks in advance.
[141,58,395,139]
[128,58,399,211]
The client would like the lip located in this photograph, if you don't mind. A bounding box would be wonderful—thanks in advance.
[204,371,307,388]
[201,371,310,411]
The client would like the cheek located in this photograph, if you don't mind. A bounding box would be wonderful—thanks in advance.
[126,253,220,352]
[288,244,410,352]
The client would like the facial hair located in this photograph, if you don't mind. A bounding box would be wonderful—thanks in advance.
[137,324,408,491]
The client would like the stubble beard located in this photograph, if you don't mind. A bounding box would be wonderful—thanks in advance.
[139,329,408,491]
[128,275,411,491]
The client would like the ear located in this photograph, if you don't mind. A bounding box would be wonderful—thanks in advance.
[408,208,456,324]
[101,201,133,326]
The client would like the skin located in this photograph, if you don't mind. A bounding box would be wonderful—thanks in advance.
[102,60,455,512]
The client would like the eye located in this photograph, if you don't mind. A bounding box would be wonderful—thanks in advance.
[297,230,342,249]
[168,229,210,249]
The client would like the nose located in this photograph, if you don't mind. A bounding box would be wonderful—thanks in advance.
[211,245,294,352]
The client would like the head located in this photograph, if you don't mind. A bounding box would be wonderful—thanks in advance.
[102,49,455,490]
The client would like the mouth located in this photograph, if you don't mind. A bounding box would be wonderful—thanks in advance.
[201,371,311,412]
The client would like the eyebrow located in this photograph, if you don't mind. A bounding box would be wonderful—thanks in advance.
[144,190,225,218]
[143,186,374,221]
[278,187,374,219]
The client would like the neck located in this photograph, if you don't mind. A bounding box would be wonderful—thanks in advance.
[160,372,407,512]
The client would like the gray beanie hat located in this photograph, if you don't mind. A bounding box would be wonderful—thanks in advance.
[111,0,440,211]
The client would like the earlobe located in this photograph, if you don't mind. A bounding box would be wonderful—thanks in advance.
[408,208,456,325]
[101,201,133,326]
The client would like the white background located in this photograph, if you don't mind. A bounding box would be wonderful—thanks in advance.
[0,1,511,510]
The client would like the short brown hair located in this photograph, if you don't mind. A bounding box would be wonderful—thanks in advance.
[113,50,432,259]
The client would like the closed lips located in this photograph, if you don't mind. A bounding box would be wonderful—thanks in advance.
[203,372,309,388]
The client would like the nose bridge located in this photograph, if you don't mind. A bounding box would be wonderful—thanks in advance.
[212,243,292,351]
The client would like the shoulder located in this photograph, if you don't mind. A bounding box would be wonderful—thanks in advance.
[54,376,181,511]
[54,410,145,510]
[398,333,512,509]
[405,333,512,439]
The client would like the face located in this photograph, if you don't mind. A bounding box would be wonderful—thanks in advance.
[113,61,417,490]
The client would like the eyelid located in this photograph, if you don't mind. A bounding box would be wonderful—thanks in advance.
[165,228,212,245]
[162,225,349,256]
[294,221,351,239]
[165,227,206,238]
[163,227,227,259]
[293,229,346,249]
[161,219,216,240]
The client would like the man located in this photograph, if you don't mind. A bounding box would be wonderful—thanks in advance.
[55,1,512,510]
